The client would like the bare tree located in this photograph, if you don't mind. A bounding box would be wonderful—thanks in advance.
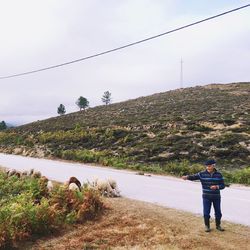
[102,91,112,105]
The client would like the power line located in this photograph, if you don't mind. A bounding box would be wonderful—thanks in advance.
[1,4,249,80]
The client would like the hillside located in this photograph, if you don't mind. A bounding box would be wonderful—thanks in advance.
[0,82,250,172]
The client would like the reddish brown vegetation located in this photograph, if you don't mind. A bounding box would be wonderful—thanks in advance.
[22,198,250,250]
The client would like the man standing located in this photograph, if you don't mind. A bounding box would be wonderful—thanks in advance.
[182,159,225,232]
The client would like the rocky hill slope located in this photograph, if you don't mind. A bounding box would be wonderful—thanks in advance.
[0,82,249,170]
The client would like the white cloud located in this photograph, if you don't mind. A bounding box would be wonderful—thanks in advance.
[0,1,249,124]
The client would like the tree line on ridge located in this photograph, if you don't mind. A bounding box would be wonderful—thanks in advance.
[57,91,111,116]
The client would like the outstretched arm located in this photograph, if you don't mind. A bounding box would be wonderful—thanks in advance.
[182,173,200,181]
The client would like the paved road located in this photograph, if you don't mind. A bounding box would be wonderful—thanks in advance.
[0,153,250,226]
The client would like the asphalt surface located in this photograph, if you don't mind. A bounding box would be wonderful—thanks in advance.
[0,153,249,226]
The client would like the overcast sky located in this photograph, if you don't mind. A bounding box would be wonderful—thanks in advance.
[0,1,249,125]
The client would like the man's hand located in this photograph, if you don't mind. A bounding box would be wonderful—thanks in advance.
[210,185,219,190]
[182,176,188,180]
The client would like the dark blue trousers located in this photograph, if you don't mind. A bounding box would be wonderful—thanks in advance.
[203,196,222,219]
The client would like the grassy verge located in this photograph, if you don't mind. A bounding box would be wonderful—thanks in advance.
[56,149,250,185]
[1,143,250,185]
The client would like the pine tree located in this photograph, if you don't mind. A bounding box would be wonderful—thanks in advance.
[102,91,112,105]
[76,96,89,110]
[0,121,7,130]
[57,104,66,115]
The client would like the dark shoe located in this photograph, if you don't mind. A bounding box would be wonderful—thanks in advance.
[216,218,225,231]
[216,225,225,231]
[205,225,211,232]
[204,217,211,232]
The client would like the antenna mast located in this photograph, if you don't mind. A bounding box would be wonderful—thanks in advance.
[180,58,183,88]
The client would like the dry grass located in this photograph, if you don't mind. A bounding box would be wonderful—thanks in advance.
[19,198,250,250]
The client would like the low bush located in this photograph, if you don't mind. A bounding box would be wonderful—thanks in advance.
[61,149,106,163]
[222,167,250,185]
[233,167,250,185]
[0,171,104,248]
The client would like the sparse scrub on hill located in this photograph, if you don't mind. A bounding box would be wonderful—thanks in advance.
[186,124,213,132]
[0,83,249,182]
[0,170,104,249]
[0,132,35,147]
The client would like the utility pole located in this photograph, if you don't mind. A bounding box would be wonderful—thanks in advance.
[180,58,183,88]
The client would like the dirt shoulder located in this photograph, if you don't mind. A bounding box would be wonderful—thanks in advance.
[20,197,250,250]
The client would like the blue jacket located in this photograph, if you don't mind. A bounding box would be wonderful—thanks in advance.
[187,169,225,198]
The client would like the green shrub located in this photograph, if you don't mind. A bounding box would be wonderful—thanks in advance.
[233,167,250,185]
[161,161,188,176]
[188,164,204,175]
[221,170,234,186]
[0,171,104,248]
[61,149,106,163]
[221,167,250,186]
[187,124,213,132]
